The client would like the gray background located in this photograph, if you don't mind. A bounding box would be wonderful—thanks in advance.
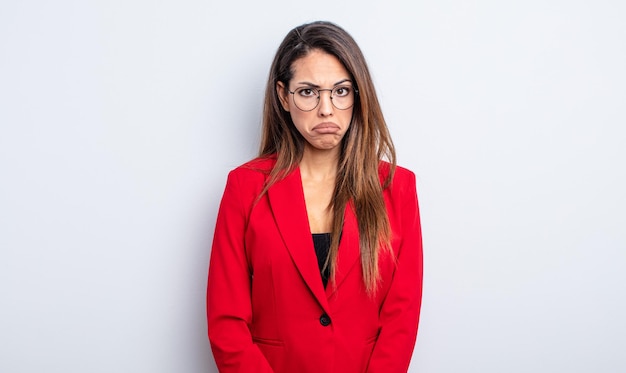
[1,0,625,372]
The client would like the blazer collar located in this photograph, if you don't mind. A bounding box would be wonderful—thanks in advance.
[267,167,360,311]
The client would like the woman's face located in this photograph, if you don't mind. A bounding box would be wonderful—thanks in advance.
[277,50,354,154]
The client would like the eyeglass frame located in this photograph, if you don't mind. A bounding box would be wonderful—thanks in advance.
[286,85,359,112]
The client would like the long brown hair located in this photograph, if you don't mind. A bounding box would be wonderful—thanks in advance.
[259,21,396,295]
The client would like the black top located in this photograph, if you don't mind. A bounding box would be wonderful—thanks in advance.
[312,233,331,287]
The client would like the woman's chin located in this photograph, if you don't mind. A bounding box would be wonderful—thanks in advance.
[307,141,341,152]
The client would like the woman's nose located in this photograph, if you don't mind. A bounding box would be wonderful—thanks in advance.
[317,90,334,116]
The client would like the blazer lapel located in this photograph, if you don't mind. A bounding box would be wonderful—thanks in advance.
[267,167,330,313]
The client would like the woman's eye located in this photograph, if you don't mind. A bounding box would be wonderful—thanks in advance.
[298,88,316,97]
[334,87,351,97]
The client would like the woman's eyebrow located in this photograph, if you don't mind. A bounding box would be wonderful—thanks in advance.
[295,79,353,88]
[333,79,352,86]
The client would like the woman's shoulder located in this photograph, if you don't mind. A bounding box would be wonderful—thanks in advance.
[379,161,418,209]
[378,160,416,184]
[222,156,275,200]
[229,155,276,178]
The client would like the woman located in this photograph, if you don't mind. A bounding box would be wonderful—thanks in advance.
[207,21,423,373]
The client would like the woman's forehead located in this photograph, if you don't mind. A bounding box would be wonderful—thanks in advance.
[290,50,350,85]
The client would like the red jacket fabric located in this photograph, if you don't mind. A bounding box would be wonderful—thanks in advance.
[207,157,423,373]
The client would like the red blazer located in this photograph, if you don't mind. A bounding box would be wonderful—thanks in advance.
[207,157,423,373]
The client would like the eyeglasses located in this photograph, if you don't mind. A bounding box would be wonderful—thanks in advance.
[287,85,358,112]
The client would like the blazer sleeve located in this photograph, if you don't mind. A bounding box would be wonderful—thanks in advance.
[207,170,275,373]
[367,170,423,373]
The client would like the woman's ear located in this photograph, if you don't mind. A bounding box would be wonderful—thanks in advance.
[276,81,290,112]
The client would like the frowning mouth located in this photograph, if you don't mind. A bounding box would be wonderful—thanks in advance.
[312,122,340,133]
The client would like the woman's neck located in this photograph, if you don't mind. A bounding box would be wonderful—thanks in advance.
[299,146,339,181]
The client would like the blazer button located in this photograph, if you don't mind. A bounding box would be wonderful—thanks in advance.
[319,314,331,326]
